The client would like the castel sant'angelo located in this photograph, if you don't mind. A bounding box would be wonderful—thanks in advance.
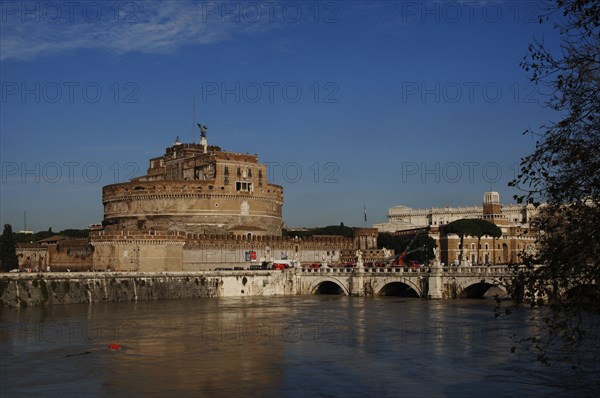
[102,125,284,237]
[16,125,378,272]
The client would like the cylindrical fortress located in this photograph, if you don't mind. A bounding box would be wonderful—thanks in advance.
[102,138,284,236]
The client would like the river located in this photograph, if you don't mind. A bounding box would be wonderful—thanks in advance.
[1,296,598,397]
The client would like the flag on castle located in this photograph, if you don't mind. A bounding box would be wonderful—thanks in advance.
[364,205,367,223]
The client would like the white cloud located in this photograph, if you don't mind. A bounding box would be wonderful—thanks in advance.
[0,1,275,61]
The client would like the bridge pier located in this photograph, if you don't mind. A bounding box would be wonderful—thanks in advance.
[428,262,443,299]
[350,260,365,296]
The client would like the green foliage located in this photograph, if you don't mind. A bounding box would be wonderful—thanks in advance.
[13,229,90,244]
[443,219,501,239]
[0,224,19,271]
[377,233,436,264]
[58,229,90,238]
[284,225,353,238]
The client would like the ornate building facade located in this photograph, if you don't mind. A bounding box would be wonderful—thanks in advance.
[374,192,539,265]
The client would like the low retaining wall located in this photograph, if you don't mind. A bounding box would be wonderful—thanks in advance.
[0,271,294,308]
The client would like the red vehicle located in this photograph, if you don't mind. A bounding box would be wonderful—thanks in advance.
[272,262,288,270]
[271,260,299,270]
[386,227,431,267]
[304,263,321,269]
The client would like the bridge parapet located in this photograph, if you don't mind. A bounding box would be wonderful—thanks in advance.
[298,266,431,276]
[363,267,430,275]
[299,267,354,275]
[441,265,514,277]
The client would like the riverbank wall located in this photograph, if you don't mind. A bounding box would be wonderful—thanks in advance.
[0,271,294,308]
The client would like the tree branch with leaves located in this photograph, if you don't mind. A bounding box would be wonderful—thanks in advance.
[507,0,600,370]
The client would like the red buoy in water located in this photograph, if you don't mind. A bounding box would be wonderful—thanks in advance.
[108,344,121,351]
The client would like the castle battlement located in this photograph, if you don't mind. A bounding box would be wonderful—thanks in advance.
[101,127,283,237]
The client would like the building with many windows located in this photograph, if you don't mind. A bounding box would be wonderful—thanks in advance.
[374,192,539,265]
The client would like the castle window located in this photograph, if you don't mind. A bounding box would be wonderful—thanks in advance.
[236,182,253,192]
[237,167,241,176]
[248,169,252,178]
[224,167,229,175]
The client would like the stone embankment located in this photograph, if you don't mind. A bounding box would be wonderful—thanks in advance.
[0,270,293,308]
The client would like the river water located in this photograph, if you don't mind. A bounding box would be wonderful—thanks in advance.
[1,296,598,398]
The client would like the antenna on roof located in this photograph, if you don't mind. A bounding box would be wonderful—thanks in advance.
[191,85,196,144]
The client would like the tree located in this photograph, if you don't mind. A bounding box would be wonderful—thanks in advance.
[0,224,19,272]
[507,0,600,368]
[443,219,501,265]
[377,232,436,264]
[283,225,353,238]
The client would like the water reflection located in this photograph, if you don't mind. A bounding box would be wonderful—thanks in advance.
[1,297,598,397]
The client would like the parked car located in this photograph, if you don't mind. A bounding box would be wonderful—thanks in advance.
[249,263,270,270]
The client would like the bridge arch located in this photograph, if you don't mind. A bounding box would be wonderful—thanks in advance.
[377,282,420,297]
[310,278,350,296]
[457,281,509,299]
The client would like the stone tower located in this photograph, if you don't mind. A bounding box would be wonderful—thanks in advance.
[482,191,507,225]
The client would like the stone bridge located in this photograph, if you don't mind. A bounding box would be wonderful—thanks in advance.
[296,265,516,299]
[0,265,519,308]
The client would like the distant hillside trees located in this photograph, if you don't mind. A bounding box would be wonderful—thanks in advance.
[284,224,353,238]
[13,228,90,244]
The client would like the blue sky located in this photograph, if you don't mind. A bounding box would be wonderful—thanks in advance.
[0,0,558,231]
